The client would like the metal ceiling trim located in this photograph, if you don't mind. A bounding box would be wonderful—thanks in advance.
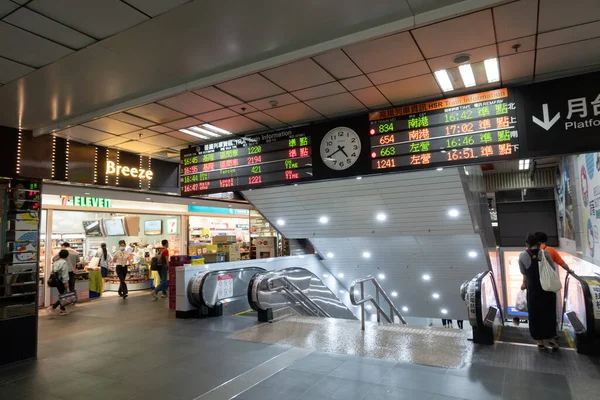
[484,167,555,192]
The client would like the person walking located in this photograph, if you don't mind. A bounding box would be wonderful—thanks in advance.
[151,240,169,300]
[53,242,80,292]
[457,320,463,329]
[47,250,70,316]
[96,243,111,286]
[441,319,447,328]
[113,240,131,299]
[519,233,561,350]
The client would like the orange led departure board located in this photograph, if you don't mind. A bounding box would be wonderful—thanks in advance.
[369,89,519,171]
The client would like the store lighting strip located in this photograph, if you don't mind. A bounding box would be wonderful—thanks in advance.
[115,150,120,186]
[93,147,98,183]
[484,58,500,83]
[179,128,208,140]
[105,149,110,184]
[518,159,530,170]
[16,129,22,174]
[51,136,56,178]
[139,155,143,189]
[147,157,152,189]
[65,139,69,179]
[434,70,454,92]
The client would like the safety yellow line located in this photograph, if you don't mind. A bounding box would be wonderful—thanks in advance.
[234,309,254,316]
[563,329,576,349]
[495,325,502,342]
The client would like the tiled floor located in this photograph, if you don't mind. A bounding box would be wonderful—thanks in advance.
[0,292,599,399]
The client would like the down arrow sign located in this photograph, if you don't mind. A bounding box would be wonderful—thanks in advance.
[532,103,560,131]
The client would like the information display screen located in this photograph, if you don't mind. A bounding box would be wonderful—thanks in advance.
[180,132,312,195]
[369,89,519,171]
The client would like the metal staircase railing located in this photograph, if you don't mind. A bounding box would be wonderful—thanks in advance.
[267,276,331,318]
[350,275,406,330]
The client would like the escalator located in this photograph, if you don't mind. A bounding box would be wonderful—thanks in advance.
[187,266,266,318]
[248,268,356,321]
[464,269,600,354]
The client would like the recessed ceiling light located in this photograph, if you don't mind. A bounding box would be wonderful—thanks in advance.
[432,292,440,299]
[434,70,454,92]
[327,252,334,259]
[366,304,373,310]
[323,273,329,278]
[362,252,371,258]
[276,219,285,226]
[294,184,298,187]
[448,209,459,218]
[337,273,344,278]
[519,159,531,171]
[484,58,500,83]
[192,201,196,204]
[422,274,431,281]
[319,216,329,224]
[356,176,362,180]
[436,167,443,171]
[378,273,385,279]
[458,64,476,88]
[146,197,151,201]
[84,192,90,195]
[189,126,220,137]
[179,128,208,139]
[402,306,409,312]
[468,251,477,258]
[376,213,387,221]
[202,123,231,135]
[391,291,398,297]
[441,308,448,315]
[339,289,345,294]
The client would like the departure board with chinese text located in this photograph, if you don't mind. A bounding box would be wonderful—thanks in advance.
[180,131,312,195]
[369,89,519,171]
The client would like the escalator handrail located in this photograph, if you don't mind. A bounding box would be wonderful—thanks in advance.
[487,268,505,326]
[561,271,596,339]
[350,275,407,329]
[188,266,266,309]
[267,275,332,318]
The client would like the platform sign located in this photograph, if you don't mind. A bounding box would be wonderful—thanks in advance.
[517,71,600,158]
[180,132,313,195]
[369,89,519,172]
[217,273,234,299]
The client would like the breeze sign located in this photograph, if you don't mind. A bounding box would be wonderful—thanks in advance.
[106,161,153,180]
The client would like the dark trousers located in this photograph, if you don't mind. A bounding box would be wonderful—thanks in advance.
[155,267,168,295]
[457,320,463,329]
[116,265,128,296]
[68,271,75,292]
[52,282,66,311]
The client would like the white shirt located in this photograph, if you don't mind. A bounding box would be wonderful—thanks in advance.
[95,249,112,268]
[113,250,131,266]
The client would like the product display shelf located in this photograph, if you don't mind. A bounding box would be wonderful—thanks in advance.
[104,263,150,292]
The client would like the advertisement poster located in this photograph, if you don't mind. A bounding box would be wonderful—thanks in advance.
[217,274,234,299]
[576,152,600,262]
[503,250,528,316]
[556,158,575,242]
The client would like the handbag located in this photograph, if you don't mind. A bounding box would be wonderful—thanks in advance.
[47,272,58,288]
[59,291,77,307]
[538,249,562,292]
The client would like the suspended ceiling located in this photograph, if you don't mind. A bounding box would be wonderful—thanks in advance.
[2,0,600,162]
[243,168,488,319]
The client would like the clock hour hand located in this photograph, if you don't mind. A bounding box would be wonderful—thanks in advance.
[338,145,349,157]
[327,148,342,159]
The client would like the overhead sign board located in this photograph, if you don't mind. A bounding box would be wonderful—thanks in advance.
[369,89,519,171]
[517,72,600,158]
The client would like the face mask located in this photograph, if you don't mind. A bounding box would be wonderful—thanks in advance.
[120,246,126,251]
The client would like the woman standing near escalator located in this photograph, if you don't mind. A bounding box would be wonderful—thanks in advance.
[518,233,559,350]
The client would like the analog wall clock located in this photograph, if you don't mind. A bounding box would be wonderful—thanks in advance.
[320,127,361,170]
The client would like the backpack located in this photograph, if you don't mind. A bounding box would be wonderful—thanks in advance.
[47,272,59,287]
[150,255,161,271]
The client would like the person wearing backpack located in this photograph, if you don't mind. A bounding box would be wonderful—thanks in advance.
[47,250,70,317]
[518,233,561,350]
[151,240,169,300]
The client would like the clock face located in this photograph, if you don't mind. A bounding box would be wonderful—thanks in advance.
[320,127,361,170]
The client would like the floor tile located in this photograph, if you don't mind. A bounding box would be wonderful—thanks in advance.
[300,376,374,400]
[446,363,507,383]
[501,384,573,400]
[234,384,308,400]
[287,352,346,375]
[380,368,446,394]
[567,376,600,400]
[329,359,395,384]
[504,369,570,393]
[257,369,321,392]
[364,384,435,399]
[436,375,503,400]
